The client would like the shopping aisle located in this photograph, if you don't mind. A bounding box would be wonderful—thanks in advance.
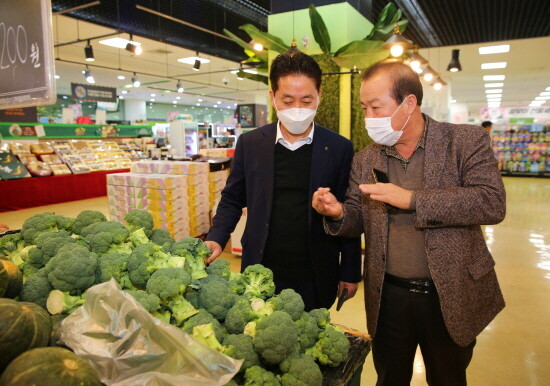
[1,176,549,385]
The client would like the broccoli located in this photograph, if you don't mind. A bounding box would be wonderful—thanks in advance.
[152,310,172,323]
[168,296,199,325]
[225,298,260,334]
[19,269,53,307]
[240,264,276,300]
[267,289,305,322]
[182,310,226,342]
[127,243,185,288]
[149,228,174,251]
[223,334,261,372]
[250,298,274,316]
[19,261,41,281]
[185,286,200,308]
[44,243,98,292]
[243,366,281,386]
[279,354,322,386]
[80,221,130,254]
[0,233,25,260]
[295,311,320,352]
[206,259,233,280]
[72,210,107,235]
[124,209,154,237]
[21,212,74,244]
[243,321,257,337]
[309,308,331,330]
[172,238,210,280]
[125,290,161,313]
[96,252,134,289]
[197,277,237,321]
[129,228,150,247]
[146,267,191,300]
[253,311,300,366]
[46,289,87,314]
[25,231,77,268]
[305,325,350,367]
[192,323,227,351]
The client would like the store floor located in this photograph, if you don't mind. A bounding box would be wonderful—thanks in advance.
[1,176,549,385]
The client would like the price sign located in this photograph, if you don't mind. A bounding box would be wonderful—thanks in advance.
[0,0,56,109]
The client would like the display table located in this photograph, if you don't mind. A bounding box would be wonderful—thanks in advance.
[0,170,129,212]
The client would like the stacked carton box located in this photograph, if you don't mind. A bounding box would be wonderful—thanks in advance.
[208,169,230,213]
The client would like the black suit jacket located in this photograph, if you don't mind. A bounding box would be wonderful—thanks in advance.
[206,122,361,308]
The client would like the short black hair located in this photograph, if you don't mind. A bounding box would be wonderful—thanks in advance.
[481,121,492,128]
[269,49,322,93]
[361,61,423,106]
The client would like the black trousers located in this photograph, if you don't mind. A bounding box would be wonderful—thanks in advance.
[373,279,476,386]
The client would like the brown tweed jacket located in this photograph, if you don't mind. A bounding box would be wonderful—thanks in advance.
[326,115,506,347]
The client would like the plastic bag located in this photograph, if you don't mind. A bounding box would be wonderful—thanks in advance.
[60,279,241,386]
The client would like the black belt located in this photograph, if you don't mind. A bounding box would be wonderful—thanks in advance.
[384,273,435,294]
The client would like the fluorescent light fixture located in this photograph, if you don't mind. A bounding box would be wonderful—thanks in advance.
[487,98,501,102]
[121,90,128,94]
[118,75,125,80]
[99,37,141,49]
[540,92,550,96]
[450,99,456,103]
[530,102,544,106]
[196,103,201,106]
[478,45,510,55]
[150,99,155,102]
[486,94,502,98]
[151,94,156,97]
[487,97,501,101]
[485,83,504,88]
[483,75,505,81]
[119,95,124,99]
[481,62,507,69]
[487,102,500,107]
[230,69,258,75]
[54,75,60,79]
[485,89,503,94]
[535,96,550,100]
[176,96,181,100]
[177,56,210,65]
[198,98,203,102]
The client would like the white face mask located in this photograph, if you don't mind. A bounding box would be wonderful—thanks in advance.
[273,98,317,135]
[365,98,411,146]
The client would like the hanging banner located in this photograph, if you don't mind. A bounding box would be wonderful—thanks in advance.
[71,83,117,103]
[480,106,550,122]
[0,0,57,109]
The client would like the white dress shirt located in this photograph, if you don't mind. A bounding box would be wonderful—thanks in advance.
[275,121,315,151]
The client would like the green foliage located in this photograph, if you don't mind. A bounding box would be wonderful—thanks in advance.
[239,24,290,53]
[332,40,388,69]
[309,4,331,54]
[365,2,409,41]
[313,54,340,133]
[351,73,373,152]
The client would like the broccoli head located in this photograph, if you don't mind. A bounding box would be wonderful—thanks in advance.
[305,325,349,367]
[280,354,322,386]
[127,243,185,288]
[240,264,276,300]
[25,230,77,268]
[253,311,300,366]
[182,309,226,342]
[0,233,25,260]
[96,252,133,288]
[225,297,260,335]
[81,221,130,254]
[223,333,261,372]
[243,366,281,386]
[309,308,331,330]
[172,238,210,280]
[72,210,107,235]
[206,259,233,280]
[124,209,154,237]
[44,244,98,292]
[268,288,305,322]
[295,311,320,352]
[21,212,74,244]
[19,269,53,308]
[149,228,175,251]
[146,267,191,300]
[125,290,161,313]
[198,277,237,321]
[46,289,87,314]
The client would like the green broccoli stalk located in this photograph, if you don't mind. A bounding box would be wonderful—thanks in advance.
[124,209,154,237]
[197,277,237,321]
[149,228,174,251]
[223,334,261,372]
[21,212,74,244]
[80,221,130,254]
[240,264,276,300]
[127,243,185,288]
[168,296,199,325]
[46,289,87,314]
[146,267,191,300]
[267,288,305,322]
[44,244,98,292]
[250,298,274,316]
[280,354,323,386]
[125,290,161,313]
[253,311,300,366]
[243,321,257,337]
[152,310,171,323]
[182,310,226,342]
[19,269,53,308]
[305,325,350,367]
[25,230,77,268]
[72,210,107,235]
[225,298,260,334]
[295,311,321,352]
[191,323,236,357]
[129,228,150,247]
[243,366,281,386]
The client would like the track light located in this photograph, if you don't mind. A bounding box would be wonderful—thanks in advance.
[447,49,462,72]
[177,81,184,93]
[382,25,412,58]
[84,40,94,62]
[423,66,436,82]
[83,66,95,83]
[193,59,201,71]
[250,40,264,51]
[125,34,142,55]
[132,73,140,87]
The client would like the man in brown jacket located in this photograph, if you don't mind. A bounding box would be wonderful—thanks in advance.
[313,62,505,385]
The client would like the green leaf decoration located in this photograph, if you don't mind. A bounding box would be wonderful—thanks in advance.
[309,4,331,55]
[224,28,269,62]
[368,20,409,41]
[239,24,290,53]
[238,71,269,85]
[332,40,389,69]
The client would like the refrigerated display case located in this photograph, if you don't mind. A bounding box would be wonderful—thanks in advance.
[169,120,199,157]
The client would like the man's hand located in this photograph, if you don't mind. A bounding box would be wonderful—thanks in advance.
[312,187,344,219]
[204,241,223,264]
[338,281,358,299]
[359,183,412,210]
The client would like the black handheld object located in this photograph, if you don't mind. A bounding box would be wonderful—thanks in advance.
[371,168,390,183]
[336,288,348,311]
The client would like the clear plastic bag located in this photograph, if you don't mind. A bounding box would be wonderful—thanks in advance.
[60,279,241,386]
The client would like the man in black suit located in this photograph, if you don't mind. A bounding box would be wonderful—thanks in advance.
[205,49,361,310]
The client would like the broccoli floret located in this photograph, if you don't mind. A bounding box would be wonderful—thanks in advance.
[192,323,225,350]
[295,311,320,352]
[129,228,150,247]
[185,287,200,308]
[152,310,171,323]
[206,259,233,280]
[198,277,237,321]
[149,228,175,251]
[19,269,53,307]
[127,243,185,288]
[240,264,275,300]
[280,354,322,386]
[168,296,199,325]
[225,298,260,335]
[243,366,281,386]
[250,298,274,316]
[124,209,154,237]
[96,252,133,288]
[44,244,98,292]
[72,210,107,235]
[19,260,41,281]
[25,230,77,268]
[80,221,130,254]
[305,325,350,367]
[182,310,226,342]
[254,311,300,366]
[125,290,161,313]
[0,233,25,260]
[172,238,210,280]
[309,308,331,330]
[21,212,74,244]
[223,334,261,372]
[46,289,87,314]
[146,267,191,300]
[267,289,305,322]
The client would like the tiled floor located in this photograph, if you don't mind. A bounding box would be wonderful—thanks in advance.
[1,176,549,385]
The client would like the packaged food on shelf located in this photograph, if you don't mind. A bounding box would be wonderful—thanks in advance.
[30,143,54,155]
[131,173,188,189]
[0,152,31,180]
[39,154,63,164]
[107,172,136,186]
[9,142,31,155]
[17,154,39,164]
[133,186,187,201]
[50,164,72,175]
[68,163,92,174]
[26,161,53,177]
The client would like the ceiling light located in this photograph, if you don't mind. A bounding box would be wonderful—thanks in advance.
[99,37,136,49]
[483,75,505,81]
[62,95,68,99]
[486,89,503,94]
[217,101,222,104]
[176,96,181,100]
[121,90,128,94]
[176,81,184,93]
[193,59,201,71]
[408,49,428,70]
[125,34,142,55]
[118,75,125,80]
[446,49,462,72]
[227,106,232,109]
[173,100,177,104]
[547,87,550,91]
[487,98,501,102]
[481,62,507,69]
[150,99,155,102]
[530,101,544,106]
[478,45,510,55]
[234,103,237,106]
[83,67,95,83]
[485,83,504,88]
[250,40,264,51]
[450,99,456,103]
[486,94,502,98]
[196,103,201,106]
[54,75,60,79]
[382,25,412,58]
[84,40,94,62]
[177,56,211,65]
[198,98,203,102]
[540,92,550,96]
[423,66,435,82]
[131,73,140,87]
[433,82,442,91]
[119,95,124,99]
[535,96,550,100]
[230,68,258,75]
[151,94,156,97]
[488,102,500,107]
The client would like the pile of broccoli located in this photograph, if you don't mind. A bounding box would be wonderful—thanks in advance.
[1,209,351,385]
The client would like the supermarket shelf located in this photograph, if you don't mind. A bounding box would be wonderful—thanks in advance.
[500,171,550,178]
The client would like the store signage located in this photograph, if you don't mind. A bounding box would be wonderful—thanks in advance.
[481,106,550,122]
[0,106,38,123]
[0,0,57,109]
[71,83,117,103]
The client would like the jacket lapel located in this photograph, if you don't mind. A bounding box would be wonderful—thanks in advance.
[423,116,450,189]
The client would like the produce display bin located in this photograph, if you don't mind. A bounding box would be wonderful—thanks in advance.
[321,332,371,386]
